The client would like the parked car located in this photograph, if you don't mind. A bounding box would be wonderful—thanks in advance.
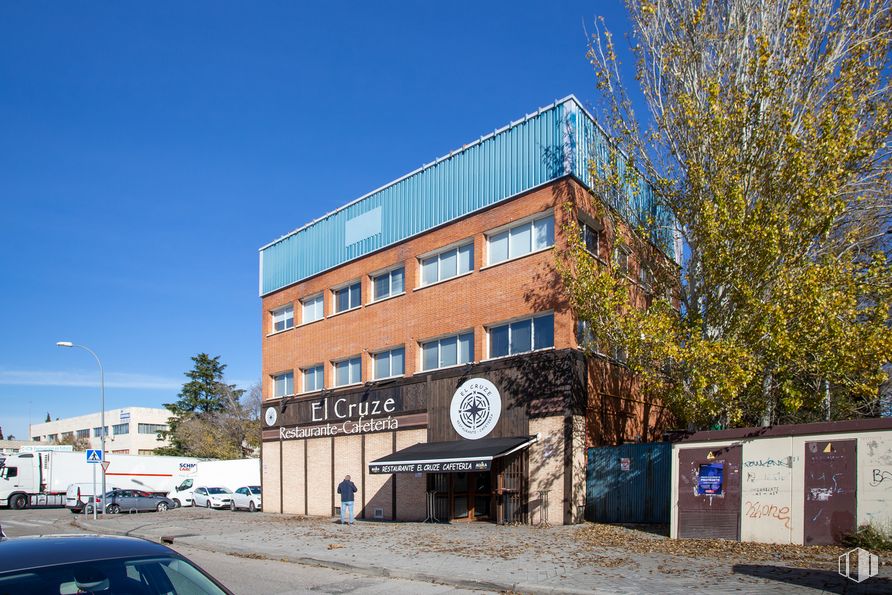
[82,489,175,514]
[0,534,232,593]
[192,486,232,509]
[230,485,262,512]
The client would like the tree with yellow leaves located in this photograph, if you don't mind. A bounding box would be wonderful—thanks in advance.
[563,0,892,429]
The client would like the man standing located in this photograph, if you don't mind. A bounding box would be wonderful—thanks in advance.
[337,474,358,525]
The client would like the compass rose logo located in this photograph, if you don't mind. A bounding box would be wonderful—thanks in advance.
[450,378,501,439]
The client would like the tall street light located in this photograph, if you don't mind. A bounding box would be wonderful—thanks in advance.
[56,341,105,517]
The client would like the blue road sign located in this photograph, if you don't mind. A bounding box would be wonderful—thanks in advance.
[86,449,103,463]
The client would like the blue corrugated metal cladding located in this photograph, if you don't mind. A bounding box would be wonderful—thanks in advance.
[586,442,671,524]
[259,96,674,296]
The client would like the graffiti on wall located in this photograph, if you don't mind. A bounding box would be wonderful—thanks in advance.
[744,500,792,529]
[869,469,892,487]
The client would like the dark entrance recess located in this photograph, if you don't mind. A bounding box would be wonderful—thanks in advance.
[803,439,857,545]
[427,451,528,523]
[586,442,671,524]
[677,445,742,540]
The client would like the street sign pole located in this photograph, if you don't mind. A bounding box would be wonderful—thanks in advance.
[92,463,97,520]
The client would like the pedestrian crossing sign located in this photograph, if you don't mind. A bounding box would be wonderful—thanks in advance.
[86,449,103,463]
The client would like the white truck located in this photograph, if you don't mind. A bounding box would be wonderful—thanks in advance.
[0,451,200,510]
[166,458,260,507]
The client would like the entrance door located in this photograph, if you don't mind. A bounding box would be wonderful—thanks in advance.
[451,471,492,521]
[677,445,742,540]
[803,439,857,545]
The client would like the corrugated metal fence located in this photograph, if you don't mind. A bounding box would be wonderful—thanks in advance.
[586,442,670,524]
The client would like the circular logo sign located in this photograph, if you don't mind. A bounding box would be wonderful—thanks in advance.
[450,378,501,440]
[264,407,278,427]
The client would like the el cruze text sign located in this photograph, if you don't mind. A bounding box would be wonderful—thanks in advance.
[265,393,402,428]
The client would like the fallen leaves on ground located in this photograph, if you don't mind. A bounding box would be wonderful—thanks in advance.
[575,523,892,567]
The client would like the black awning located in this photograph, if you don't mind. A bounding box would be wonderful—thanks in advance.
[368,436,537,474]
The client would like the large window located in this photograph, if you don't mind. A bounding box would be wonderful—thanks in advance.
[270,304,294,333]
[112,423,129,436]
[301,294,324,324]
[334,282,361,313]
[373,347,405,379]
[372,267,405,301]
[421,332,473,371]
[138,423,167,435]
[487,214,554,265]
[93,426,108,438]
[420,243,473,286]
[334,356,361,386]
[76,429,90,439]
[273,371,294,397]
[489,313,554,358]
[581,222,601,256]
[614,246,630,275]
[303,364,324,392]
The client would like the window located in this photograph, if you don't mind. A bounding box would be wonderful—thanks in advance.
[373,347,405,379]
[334,356,361,386]
[273,372,294,397]
[372,267,405,301]
[581,222,601,256]
[487,214,554,265]
[270,304,294,333]
[112,423,129,436]
[76,429,90,439]
[614,246,630,275]
[334,282,361,313]
[301,293,324,324]
[489,313,554,358]
[93,426,108,438]
[302,364,324,392]
[61,431,73,439]
[421,332,473,371]
[138,423,167,435]
[639,266,653,292]
[138,449,156,455]
[577,320,599,352]
[420,242,473,286]
[47,434,57,442]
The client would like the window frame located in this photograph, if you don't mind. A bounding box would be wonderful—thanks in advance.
[112,423,129,436]
[301,364,325,393]
[580,220,603,258]
[419,331,474,371]
[370,265,406,303]
[333,355,362,387]
[417,240,474,288]
[332,280,362,314]
[270,303,294,334]
[486,312,555,360]
[300,293,325,325]
[614,246,631,276]
[272,371,295,398]
[485,211,555,266]
[372,346,406,380]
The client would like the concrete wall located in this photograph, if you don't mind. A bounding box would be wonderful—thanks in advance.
[670,428,892,544]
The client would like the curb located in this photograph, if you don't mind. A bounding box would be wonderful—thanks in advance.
[73,517,604,594]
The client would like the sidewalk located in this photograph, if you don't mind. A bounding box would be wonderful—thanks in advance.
[74,508,891,594]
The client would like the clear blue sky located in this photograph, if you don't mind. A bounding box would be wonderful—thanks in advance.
[0,1,635,440]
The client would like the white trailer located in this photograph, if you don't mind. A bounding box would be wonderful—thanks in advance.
[166,458,259,507]
[0,451,200,509]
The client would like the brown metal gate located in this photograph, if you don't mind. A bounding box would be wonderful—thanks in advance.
[677,445,742,540]
[803,439,857,545]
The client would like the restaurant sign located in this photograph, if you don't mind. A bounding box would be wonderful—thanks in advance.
[369,459,491,474]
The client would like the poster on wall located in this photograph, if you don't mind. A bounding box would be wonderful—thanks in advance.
[697,462,724,495]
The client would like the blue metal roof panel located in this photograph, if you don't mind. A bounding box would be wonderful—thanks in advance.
[260,96,673,296]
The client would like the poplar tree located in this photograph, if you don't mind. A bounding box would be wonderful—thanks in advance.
[562,0,892,428]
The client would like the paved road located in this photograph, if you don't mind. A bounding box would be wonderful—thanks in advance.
[0,508,489,594]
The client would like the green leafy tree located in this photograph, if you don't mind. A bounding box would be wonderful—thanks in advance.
[562,0,892,429]
[156,354,250,457]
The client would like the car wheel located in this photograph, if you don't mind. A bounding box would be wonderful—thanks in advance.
[172,499,181,508]
[10,494,27,510]
[84,504,94,515]
[230,501,236,511]
[249,501,256,512]
[108,504,121,514]
[191,498,197,507]
[157,502,169,512]
[206,500,211,509]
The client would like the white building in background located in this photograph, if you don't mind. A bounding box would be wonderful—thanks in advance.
[29,407,171,455]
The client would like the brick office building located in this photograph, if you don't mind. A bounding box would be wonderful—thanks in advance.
[260,97,676,524]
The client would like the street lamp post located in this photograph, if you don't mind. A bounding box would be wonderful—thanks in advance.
[56,342,105,519]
